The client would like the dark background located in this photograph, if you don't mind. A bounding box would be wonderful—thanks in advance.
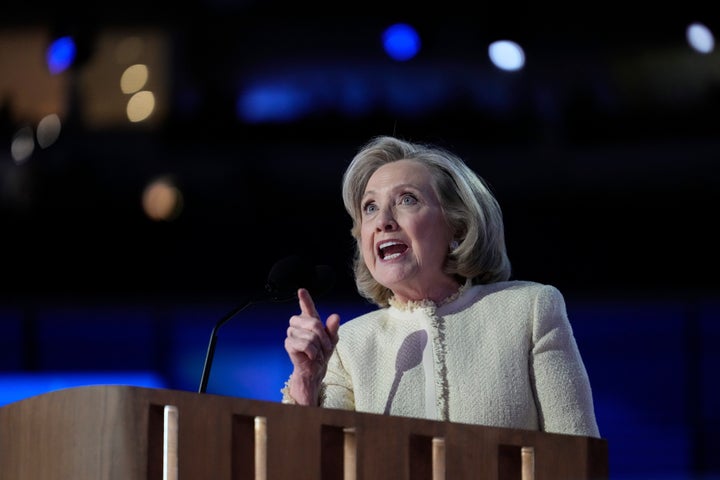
[1,2,718,479]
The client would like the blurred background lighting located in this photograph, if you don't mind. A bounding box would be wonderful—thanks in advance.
[77,29,169,129]
[488,40,525,71]
[46,36,76,75]
[11,126,35,164]
[126,90,155,122]
[382,23,421,61]
[120,64,149,94]
[114,35,145,64]
[686,22,715,54]
[237,85,311,123]
[36,113,62,148]
[142,177,183,221]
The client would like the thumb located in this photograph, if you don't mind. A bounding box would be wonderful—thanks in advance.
[325,313,341,345]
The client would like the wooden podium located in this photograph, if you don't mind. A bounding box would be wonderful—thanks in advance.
[0,385,607,479]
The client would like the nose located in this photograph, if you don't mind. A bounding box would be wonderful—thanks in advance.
[375,206,398,231]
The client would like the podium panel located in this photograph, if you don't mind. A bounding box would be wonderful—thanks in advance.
[0,385,608,479]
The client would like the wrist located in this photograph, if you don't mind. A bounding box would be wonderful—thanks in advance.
[287,371,321,406]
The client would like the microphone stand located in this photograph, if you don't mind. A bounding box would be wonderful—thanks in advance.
[196,254,335,394]
[198,297,255,394]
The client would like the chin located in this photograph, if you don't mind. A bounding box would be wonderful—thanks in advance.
[376,269,413,289]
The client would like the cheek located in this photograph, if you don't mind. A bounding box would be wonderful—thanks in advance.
[419,219,452,256]
[360,226,374,256]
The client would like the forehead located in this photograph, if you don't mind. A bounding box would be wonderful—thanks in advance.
[366,159,433,188]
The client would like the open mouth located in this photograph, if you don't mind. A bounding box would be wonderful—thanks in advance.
[378,241,408,260]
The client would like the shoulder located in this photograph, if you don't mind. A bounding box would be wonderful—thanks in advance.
[334,307,397,356]
[337,307,389,335]
[482,281,572,330]
[430,280,563,320]
[470,280,563,302]
[453,280,566,317]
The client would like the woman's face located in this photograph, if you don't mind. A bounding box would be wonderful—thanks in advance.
[359,159,456,302]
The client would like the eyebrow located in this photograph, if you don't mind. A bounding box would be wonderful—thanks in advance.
[363,183,420,198]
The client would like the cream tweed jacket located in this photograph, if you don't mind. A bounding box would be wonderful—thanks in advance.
[283,280,600,438]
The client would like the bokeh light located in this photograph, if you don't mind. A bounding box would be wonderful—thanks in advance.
[11,126,34,164]
[120,64,149,94]
[382,23,421,62]
[127,90,156,122]
[46,36,76,74]
[36,113,62,149]
[686,22,715,54]
[488,40,525,71]
[142,177,183,221]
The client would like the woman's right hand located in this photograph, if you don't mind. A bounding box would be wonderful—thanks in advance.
[284,288,340,405]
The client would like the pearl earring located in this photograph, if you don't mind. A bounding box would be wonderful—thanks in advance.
[450,240,459,250]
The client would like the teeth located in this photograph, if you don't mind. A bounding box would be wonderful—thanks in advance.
[378,241,402,260]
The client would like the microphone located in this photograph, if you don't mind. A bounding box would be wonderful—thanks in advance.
[198,254,335,394]
[265,254,335,301]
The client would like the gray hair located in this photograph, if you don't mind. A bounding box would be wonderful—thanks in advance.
[341,135,512,307]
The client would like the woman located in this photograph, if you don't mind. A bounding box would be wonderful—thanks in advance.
[282,135,600,438]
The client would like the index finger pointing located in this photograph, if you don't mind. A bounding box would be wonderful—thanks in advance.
[297,288,320,319]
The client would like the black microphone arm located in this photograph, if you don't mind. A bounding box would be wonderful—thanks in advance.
[197,254,335,394]
[197,295,254,394]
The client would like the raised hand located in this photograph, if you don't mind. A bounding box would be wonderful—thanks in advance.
[284,288,340,405]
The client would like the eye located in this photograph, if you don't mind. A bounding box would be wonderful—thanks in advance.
[399,193,418,206]
[362,201,378,215]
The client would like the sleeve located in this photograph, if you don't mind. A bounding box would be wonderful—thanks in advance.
[280,343,356,408]
[280,379,298,404]
[530,285,601,438]
[319,345,356,411]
